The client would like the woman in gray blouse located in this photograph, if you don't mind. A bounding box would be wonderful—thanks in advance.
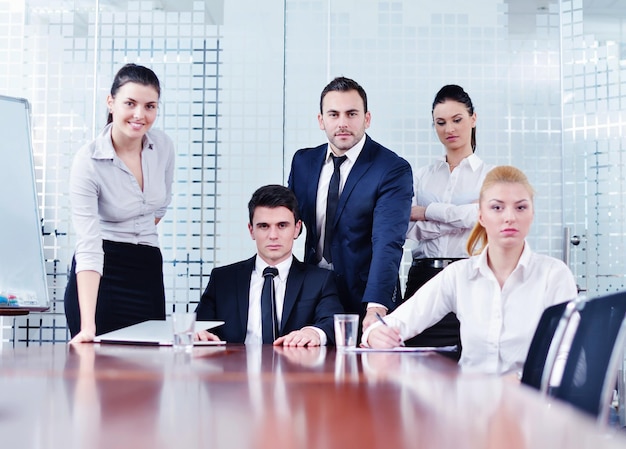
[64,63,175,343]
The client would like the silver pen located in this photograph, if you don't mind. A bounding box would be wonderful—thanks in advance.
[375,312,405,346]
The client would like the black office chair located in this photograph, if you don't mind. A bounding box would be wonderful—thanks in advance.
[521,300,576,391]
[553,291,626,423]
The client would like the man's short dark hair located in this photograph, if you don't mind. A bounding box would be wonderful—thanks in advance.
[320,76,368,114]
[248,185,301,224]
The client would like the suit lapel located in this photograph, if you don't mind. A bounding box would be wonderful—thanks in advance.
[333,136,374,226]
[308,146,326,224]
[305,146,326,246]
[281,257,305,334]
[236,257,255,334]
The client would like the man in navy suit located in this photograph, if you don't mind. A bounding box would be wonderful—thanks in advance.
[288,77,413,331]
[195,185,344,346]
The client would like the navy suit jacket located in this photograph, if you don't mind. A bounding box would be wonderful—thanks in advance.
[195,256,344,344]
[288,135,413,314]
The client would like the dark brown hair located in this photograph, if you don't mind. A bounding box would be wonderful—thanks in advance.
[107,63,161,124]
[432,84,476,152]
[248,185,301,225]
[320,77,368,113]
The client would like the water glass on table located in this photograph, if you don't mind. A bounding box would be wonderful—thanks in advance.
[172,311,196,352]
[334,314,359,349]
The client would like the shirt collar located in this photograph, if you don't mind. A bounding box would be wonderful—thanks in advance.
[435,153,483,171]
[469,240,532,280]
[255,255,293,281]
[91,123,155,160]
[325,133,367,165]
[516,241,533,279]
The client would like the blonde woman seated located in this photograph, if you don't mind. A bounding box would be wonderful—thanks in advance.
[362,166,578,375]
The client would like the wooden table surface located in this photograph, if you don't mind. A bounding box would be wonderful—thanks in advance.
[0,343,624,449]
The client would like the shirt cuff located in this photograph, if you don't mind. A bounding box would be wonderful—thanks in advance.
[366,302,388,310]
[424,202,447,222]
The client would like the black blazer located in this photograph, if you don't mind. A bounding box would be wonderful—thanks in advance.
[195,256,344,344]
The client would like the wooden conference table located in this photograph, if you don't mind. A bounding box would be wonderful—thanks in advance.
[1,343,625,449]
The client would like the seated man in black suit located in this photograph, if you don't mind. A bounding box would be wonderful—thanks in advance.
[195,185,344,346]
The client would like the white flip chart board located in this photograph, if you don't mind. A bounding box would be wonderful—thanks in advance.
[0,95,49,311]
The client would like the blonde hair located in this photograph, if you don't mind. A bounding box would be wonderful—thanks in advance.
[466,165,535,255]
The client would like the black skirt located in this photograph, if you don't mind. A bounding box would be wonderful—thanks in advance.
[64,240,166,337]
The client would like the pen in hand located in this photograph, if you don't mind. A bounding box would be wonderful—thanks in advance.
[375,312,405,347]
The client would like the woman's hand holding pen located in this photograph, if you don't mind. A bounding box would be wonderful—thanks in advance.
[366,313,405,349]
[366,325,404,349]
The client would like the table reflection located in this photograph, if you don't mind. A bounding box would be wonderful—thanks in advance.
[0,344,623,449]
[64,344,165,449]
[334,350,359,383]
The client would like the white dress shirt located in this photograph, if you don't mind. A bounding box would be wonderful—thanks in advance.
[245,256,327,345]
[362,242,578,375]
[69,123,175,274]
[315,134,366,269]
[406,154,493,258]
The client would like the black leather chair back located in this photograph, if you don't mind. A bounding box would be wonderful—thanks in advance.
[521,301,570,390]
[554,291,626,422]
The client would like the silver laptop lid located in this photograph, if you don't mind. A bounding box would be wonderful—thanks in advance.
[93,319,224,346]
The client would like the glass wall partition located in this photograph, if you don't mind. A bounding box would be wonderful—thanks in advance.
[0,0,624,345]
[561,0,626,295]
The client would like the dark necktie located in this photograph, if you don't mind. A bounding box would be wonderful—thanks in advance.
[261,266,279,344]
[323,155,347,264]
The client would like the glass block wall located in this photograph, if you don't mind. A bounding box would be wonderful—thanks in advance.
[561,0,626,295]
[0,0,622,346]
[282,0,565,287]
[0,0,228,344]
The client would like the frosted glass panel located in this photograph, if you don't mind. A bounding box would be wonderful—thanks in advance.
[1,0,626,345]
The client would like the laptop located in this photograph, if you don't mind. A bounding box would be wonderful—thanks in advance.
[93,319,225,346]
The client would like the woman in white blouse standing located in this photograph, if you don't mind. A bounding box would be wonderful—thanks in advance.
[404,85,493,354]
[364,166,578,375]
[64,64,175,343]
